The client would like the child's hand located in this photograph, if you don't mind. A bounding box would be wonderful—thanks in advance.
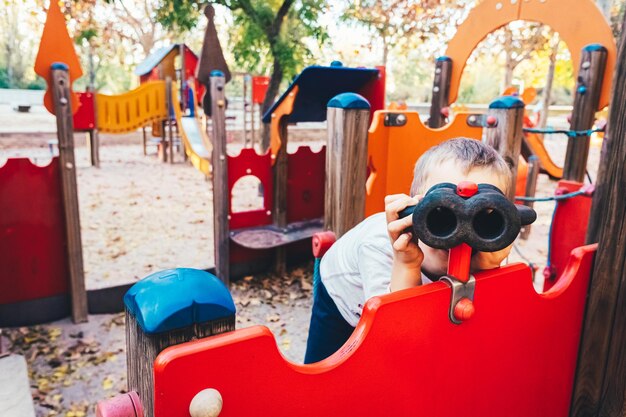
[471,244,512,271]
[385,194,424,290]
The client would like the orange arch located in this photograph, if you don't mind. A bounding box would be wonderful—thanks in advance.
[446,0,616,110]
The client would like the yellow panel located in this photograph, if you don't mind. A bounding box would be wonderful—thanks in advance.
[96,81,168,134]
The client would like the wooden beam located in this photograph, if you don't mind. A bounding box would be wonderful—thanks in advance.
[273,115,289,275]
[51,64,88,323]
[325,93,371,237]
[483,96,525,201]
[563,45,608,182]
[520,155,539,240]
[210,71,229,285]
[571,27,626,417]
[428,56,452,129]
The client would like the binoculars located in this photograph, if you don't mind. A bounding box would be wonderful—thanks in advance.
[399,182,536,252]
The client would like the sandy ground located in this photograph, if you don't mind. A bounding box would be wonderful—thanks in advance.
[0,118,601,416]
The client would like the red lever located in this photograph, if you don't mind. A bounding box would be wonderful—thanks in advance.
[447,243,472,283]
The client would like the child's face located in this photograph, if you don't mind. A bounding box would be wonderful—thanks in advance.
[416,159,509,278]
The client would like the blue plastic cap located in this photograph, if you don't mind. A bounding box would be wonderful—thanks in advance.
[583,44,607,52]
[330,60,343,67]
[124,268,236,334]
[436,56,452,62]
[489,96,525,109]
[51,62,69,70]
[210,70,225,77]
[327,92,370,110]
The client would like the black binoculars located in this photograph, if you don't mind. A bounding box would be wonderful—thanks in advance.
[399,183,536,252]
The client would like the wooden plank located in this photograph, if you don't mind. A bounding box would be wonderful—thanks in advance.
[210,72,229,285]
[273,116,289,275]
[563,45,608,182]
[483,96,525,201]
[0,355,35,417]
[88,130,100,167]
[325,93,371,237]
[51,64,88,323]
[166,77,174,164]
[520,155,539,240]
[571,21,626,417]
[428,56,452,129]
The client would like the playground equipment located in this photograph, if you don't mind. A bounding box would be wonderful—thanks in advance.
[209,65,384,282]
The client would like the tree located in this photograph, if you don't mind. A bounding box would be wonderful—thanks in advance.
[155,0,328,149]
[341,0,468,68]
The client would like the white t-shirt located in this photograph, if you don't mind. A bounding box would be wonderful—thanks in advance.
[320,212,431,327]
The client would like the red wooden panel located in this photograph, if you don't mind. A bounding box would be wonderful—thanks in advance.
[358,65,386,117]
[154,245,595,417]
[252,76,270,105]
[182,46,205,107]
[286,146,325,223]
[73,92,96,131]
[227,148,274,266]
[0,158,69,304]
[543,180,592,291]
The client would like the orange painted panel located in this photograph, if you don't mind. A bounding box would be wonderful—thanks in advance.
[525,132,563,179]
[154,246,596,417]
[446,0,616,110]
[34,0,83,115]
[269,85,299,161]
[365,111,483,216]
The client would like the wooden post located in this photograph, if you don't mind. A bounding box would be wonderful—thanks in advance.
[563,44,608,182]
[325,93,371,237]
[571,29,626,416]
[520,155,539,240]
[125,269,235,417]
[428,56,452,129]
[483,96,525,201]
[142,127,147,156]
[210,71,229,285]
[166,77,174,164]
[51,63,88,323]
[273,114,289,275]
[87,130,99,168]
[243,74,249,147]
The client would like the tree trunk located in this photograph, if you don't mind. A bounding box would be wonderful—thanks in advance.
[260,55,284,151]
[382,36,389,68]
[539,33,559,128]
[503,28,514,90]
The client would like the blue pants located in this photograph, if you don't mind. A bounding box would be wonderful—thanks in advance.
[304,280,355,364]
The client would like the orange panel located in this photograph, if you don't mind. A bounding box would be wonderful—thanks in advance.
[269,85,299,160]
[525,132,563,179]
[446,0,616,110]
[365,111,483,216]
[34,0,83,115]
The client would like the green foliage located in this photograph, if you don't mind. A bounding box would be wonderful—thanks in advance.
[155,0,203,32]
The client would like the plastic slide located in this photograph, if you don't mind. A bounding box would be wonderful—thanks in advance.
[171,84,212,176]
[524,132,563,179]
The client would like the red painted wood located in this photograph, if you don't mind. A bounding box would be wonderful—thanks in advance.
[0,158,69,304]
[227,148,274,266]
[358,65,386,119]
[154,245,595,417]
[73,92,96,131]
[252,76,270,105]
[182,46,205,107]
[286,146,325,223]
[543,180,592,291]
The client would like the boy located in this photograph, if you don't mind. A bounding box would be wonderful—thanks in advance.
[304,138,513,364]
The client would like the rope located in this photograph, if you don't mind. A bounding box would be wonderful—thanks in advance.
[514,190,587,202]
[522,127,604,137]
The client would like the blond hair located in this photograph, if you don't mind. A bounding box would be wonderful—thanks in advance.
[410,138,512,196]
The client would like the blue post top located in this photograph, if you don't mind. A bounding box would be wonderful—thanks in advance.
[489,96,525,109]
[51,62,69,71]
[327,92,370,110]
[124,268,236,334]
[210,70,225,77]
[330,60,343,67]
[436,56,452,62]
[583,44,607,52]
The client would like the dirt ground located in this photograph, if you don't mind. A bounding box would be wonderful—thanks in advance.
[0,122,601,416]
